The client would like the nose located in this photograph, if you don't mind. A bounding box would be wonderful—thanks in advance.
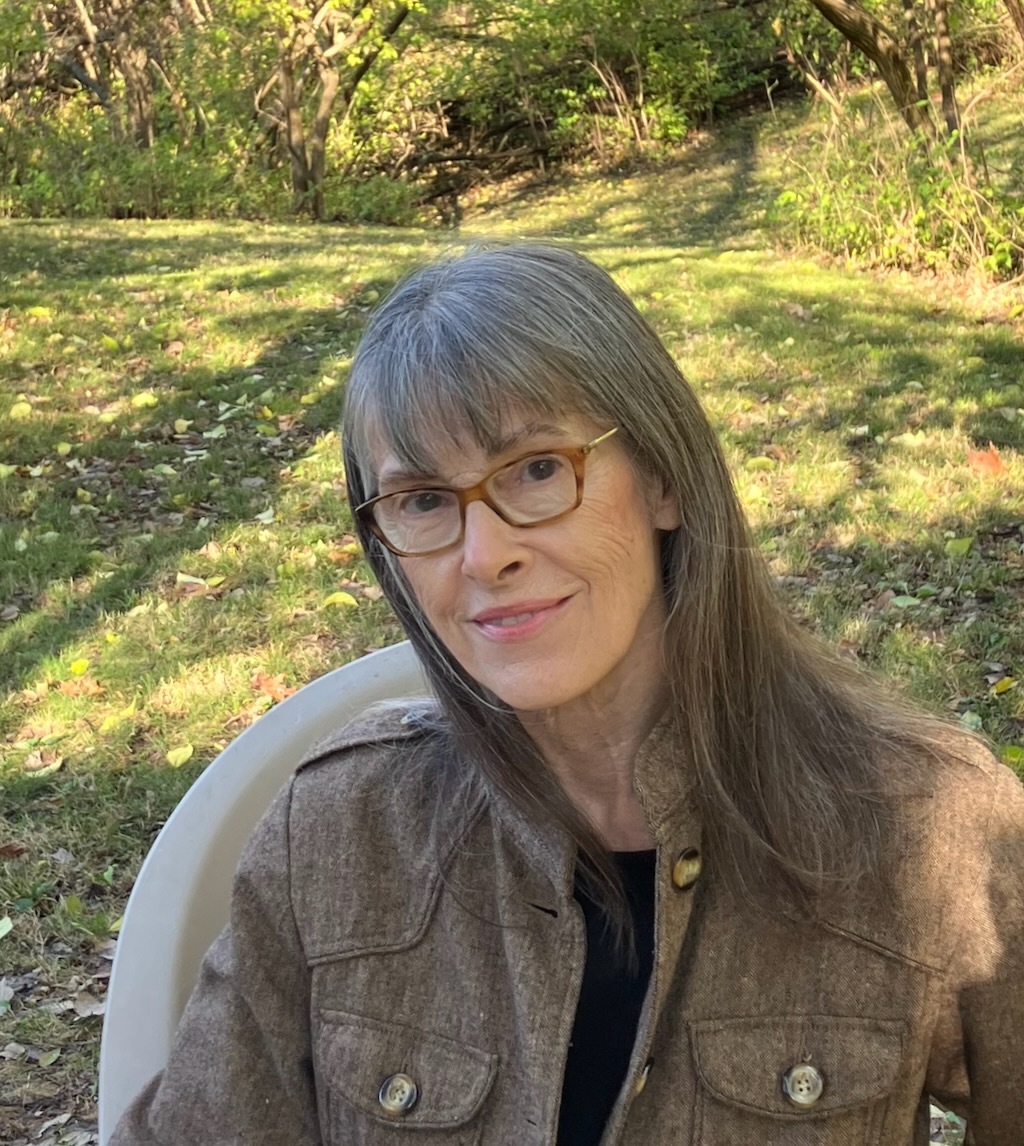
[460,500,528,583]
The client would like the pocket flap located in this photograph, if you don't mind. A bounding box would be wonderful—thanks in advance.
[317,1010,497,1129]
[690,1015,905,1117]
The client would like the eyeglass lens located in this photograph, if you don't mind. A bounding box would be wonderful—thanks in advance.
[372,451,579,554]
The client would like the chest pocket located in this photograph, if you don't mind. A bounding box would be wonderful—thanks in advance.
[315,1010,497,1146]
[689,1015,905,1145]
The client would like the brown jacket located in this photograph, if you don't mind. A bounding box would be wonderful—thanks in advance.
[111,704,1024,1145]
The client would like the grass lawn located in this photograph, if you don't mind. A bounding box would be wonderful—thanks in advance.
[1,100,1023,1142]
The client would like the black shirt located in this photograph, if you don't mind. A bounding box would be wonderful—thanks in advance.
[557,850,657,1146]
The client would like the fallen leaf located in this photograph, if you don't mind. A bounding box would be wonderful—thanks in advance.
[165,339,185,356]
[72,991,106,1018]
[0,843,27,858]
[101,334,121,352]
[26,305,53,319]
[37,1047,61,1067]
[166,745,194,767]
[59,676,103,698]
[992,677,1018,696]
[22,751,64,776]
[131,391,159,409]
[322,591,358,608]
[1,604,19,622]
[967,443,1005,476]
[9,401,32,420]
[1,1041,26,1060]
[56,441,73,456]
[362,585,385,601]
[252,672,297,702]
[0,916,12,940]
[69,658,90,676]
[1000,745,1024,769]
[173,418,192,434]
[944,537,973,559]
[959,710,983,731]
[745,456,776,472]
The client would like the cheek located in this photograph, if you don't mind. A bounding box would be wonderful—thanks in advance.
[574,493,660,595]
[397,557,456,634]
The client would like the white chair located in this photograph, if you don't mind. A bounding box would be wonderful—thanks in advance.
[98,641,429,1144]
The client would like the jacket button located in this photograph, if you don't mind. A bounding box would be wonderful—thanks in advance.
[633,1059,653,1097]
[671,848,702,890]
[782,1063,824,1109]
[378,1073,419,1116]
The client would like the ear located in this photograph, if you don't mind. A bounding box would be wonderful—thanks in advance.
[651,478,682,532]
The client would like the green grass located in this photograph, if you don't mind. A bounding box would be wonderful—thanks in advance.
[1,106,1023,1140]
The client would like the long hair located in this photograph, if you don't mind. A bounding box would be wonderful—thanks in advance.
[341,242,951,919]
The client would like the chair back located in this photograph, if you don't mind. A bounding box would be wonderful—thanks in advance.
[98,641,428,1142]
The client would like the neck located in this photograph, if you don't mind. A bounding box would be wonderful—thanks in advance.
[517,679,668,851]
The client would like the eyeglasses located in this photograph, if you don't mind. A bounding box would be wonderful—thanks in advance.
[356,427,619,557]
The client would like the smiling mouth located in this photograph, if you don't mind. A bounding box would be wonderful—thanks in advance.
[471,597,571,635]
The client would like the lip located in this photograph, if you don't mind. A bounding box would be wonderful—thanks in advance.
[470,596,571,640]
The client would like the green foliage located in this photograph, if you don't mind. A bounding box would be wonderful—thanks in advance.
[770,95,1024,279]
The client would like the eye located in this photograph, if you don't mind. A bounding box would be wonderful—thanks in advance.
[519,454,564,483]
[395,489,452,517]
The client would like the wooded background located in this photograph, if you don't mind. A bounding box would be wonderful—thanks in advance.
[1,0,1021,242]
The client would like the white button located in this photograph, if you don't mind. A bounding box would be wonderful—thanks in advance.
[378,1073,419,1116]
[633,1059,653,1097]
[782,1063,824,1109]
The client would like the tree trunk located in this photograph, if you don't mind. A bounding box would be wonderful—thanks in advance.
[278,39,310,206]
[805,0,936,136]
[929,0,960,135]
[1002,0,1024,49]
[900,0,929,103]
[308,64,339,220]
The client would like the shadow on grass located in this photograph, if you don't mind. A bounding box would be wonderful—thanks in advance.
[2,221,1022,712]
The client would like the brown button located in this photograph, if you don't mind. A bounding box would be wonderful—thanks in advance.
[782,1063,824,1109]
[671,848,702,890]
[633,1059,653,1097]
[378,1073,418,1116]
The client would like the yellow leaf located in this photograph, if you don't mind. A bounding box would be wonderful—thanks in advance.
[166,744,194,767]
[173,418,192,434]
[9,401,32,420]
[322,591,358,608]
[993,677,1017,696]
[69,658,90,676]
[206,575,226,587]
[300,392,318,405]
[131,391,159,409]
[26,305,52,319]
[38,1048,60,1067]
[109,914,124,933]
[56,442,73,456]
[745,456,776,472]
[75,487,92,504]
[101,334,121,352]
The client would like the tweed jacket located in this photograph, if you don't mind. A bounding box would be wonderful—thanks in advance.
[111,703,1024,1146]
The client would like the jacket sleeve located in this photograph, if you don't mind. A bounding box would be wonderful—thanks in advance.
[109,780,321,1146]
[949,760,1024,1145]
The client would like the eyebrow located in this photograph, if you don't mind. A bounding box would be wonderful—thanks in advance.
[376,421,571,491]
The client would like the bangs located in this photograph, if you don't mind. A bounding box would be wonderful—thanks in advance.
[344,299,604,487]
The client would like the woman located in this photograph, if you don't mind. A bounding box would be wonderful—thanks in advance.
[111,244,1024,1145]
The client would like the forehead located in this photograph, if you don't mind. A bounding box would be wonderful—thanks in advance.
[373,414,597,487]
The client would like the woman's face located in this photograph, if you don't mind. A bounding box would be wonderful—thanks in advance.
[375,414,680,718]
